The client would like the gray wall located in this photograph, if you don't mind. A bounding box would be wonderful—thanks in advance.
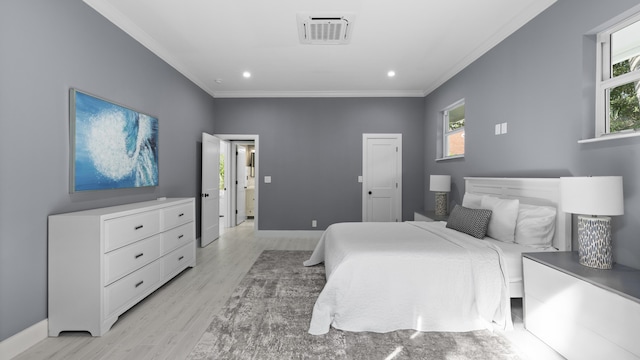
[5,0,639,346]
[0,0,215,341]
[424,0,640,268]
[213,98,425,230]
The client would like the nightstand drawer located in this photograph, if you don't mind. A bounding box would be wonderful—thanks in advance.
[414,211,449,222]
[525,294,635,360]
[414,211,434,222]
[524,256,640,360]
[523,256,574,299]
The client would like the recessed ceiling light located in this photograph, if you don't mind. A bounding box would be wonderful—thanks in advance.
[214,79,223,84]
[387,70,396,77]
[243,71,251,78]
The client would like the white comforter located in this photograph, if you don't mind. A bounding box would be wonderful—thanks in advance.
[303,221,513,335]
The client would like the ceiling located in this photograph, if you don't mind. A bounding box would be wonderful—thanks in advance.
[83,0,556,98]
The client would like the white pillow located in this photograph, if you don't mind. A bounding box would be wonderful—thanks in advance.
[515,204,556,248]
[462,193,483,209]
[480,195,519,243]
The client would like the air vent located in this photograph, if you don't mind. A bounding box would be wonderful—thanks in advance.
[297,13,355,45]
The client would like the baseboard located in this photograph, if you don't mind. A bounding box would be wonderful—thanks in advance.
[255,230,324,239]
[0,319,47,360]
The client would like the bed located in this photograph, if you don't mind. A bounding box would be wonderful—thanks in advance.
[464,177,571,297]
[303,177,571,335]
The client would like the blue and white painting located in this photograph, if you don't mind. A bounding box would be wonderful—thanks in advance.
[71,90,159,192]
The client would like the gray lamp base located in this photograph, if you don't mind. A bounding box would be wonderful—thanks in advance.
[577,215,612,269]
[435,192,448,216]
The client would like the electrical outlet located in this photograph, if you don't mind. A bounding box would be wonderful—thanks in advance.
[312,220,317,227]
[495,124,501,135]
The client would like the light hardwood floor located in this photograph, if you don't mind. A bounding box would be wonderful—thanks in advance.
[15,221,563,360]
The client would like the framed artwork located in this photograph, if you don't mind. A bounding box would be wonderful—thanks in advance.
[70,89,159,192]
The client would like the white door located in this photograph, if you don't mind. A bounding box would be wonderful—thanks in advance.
[219,140,231,230]
[201,133,220,247]
[362,134,402,222]
[235,145,247,225]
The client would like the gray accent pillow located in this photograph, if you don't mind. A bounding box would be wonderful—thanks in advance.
[446,205,493,239]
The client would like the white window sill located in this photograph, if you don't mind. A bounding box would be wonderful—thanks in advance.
[435,155,464,162]
[578,131,640,144]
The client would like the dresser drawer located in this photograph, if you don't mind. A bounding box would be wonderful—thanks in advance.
[162,243,195,279]
[104,260,162,317]
[162,202,194,230]
[104,210,161,252]
[161,223,194,255]
[104,235,162,285]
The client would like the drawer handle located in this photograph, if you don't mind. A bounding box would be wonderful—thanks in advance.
[135,280,144,288]
[178,234,184,239]
[134,225,144,230]
[178,213,184,217]
[135,253,144,259]
[178,256,184,261]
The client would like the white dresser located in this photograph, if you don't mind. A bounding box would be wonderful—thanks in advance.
[523,252,640,360]
[48,198,196,336]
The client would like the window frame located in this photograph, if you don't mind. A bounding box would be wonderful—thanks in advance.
[439,99,465,160]
[594,11,640,139]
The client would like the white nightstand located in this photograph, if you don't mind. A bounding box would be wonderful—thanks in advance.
[523,252,640,360]
[414,210,449,222]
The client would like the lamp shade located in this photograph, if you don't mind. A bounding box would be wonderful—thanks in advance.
[430,175,451,192]
[560,176,624,216]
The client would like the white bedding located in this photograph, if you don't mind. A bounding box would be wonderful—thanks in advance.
[303,221,513,335]
[485,238,556,284]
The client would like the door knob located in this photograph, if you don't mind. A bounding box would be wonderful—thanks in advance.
[368,191,372,195]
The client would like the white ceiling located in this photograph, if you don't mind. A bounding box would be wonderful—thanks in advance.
[83,0,556,98]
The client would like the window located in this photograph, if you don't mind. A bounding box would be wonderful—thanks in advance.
[442,100,465,158]
[595,12,640,138]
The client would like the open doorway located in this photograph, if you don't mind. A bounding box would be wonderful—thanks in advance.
[216,134,259,233]
[234,142,253,226]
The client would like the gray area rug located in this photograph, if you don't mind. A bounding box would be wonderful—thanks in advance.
[188,250,522,360]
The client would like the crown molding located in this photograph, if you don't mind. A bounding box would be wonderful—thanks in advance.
[212,90,427,98]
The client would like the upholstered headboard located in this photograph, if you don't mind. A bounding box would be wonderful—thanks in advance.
[464,177,571,251]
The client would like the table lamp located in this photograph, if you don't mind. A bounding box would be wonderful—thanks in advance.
[560,176,624,269]
[430,175,451,216]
